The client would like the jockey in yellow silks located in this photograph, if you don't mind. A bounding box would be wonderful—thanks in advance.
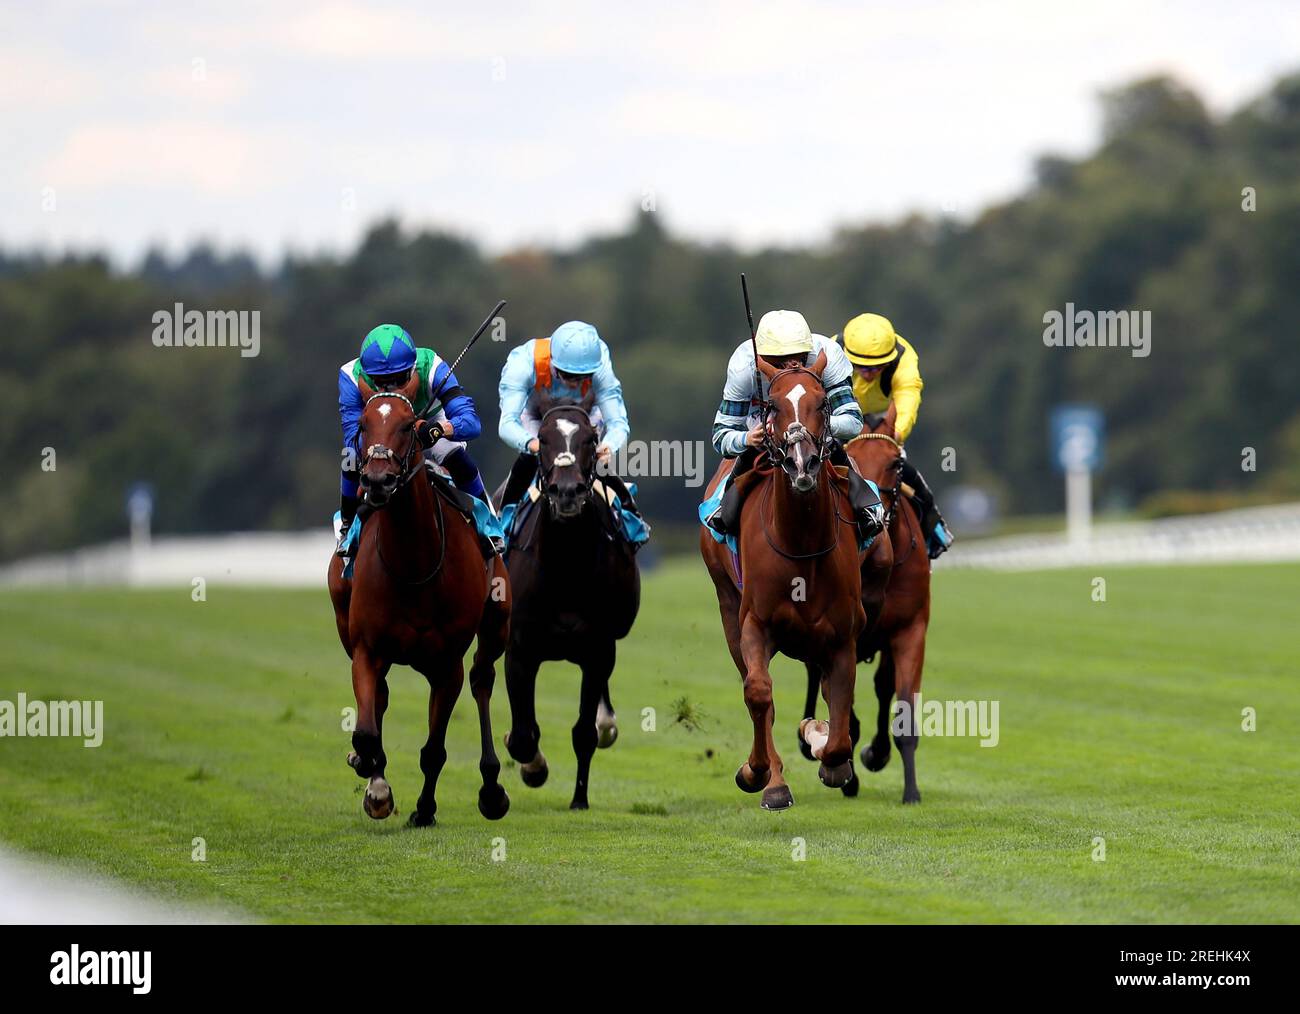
[837,312,953,558]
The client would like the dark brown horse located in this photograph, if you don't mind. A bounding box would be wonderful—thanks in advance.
[327,370,512,826]
[493,393,640,810]
[799,401,932,803]
[700,351,866,811]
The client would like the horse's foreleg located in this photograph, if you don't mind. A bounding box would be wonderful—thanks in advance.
[469,573,511,821]
[736,614,790,810]
[504,645,547,788]
[861,648,895,773]
[891,622,927,804]
[571,643,614,810]
[410,661,464,827]
[349,647,394,819]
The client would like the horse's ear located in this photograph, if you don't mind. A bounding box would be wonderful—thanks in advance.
[400,369,421,402]
[535,390,555,417]
[883,400,898,439]
[357,375,376,403]
[810,348,828,378]
[579,387,597,414]
[757,356,778,380]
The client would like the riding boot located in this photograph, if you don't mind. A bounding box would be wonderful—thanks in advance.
[440,446,490,503]
[336,492,359,557]
[847,469,885,544]
[500,451,539,508]
[899,458,953,558]
[598,470,643,518]
[708,446,759,536]
[597,470,651,552]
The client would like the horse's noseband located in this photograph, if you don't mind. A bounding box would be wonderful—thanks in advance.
[761,367,833,484]
[360,392,421,500]
[536,406,598,517]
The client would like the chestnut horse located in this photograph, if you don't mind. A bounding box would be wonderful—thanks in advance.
[493,392,640,810]
[700,351,866,811]
[327,370,512,826]
[798,401,931,803]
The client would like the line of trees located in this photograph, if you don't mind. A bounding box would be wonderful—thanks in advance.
[2,73,1298,562]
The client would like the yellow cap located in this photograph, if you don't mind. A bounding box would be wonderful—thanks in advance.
[755,310,814,356]
[840,313,899,366]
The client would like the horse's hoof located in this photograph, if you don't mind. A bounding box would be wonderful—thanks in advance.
[840,771,860,797]
[478,784,510,821]
[407,809,435,828]
[596,722,618,749]
[818,760,853,788]
[735,764,770,794]
[861,742,890,773]
[760,784,794,811]
[519,753,548,789]
[797,735,815,761]
[569,798,589,811]
[363,778,394,820]
[902,787,922,805]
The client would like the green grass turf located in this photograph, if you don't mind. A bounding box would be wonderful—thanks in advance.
[0,560,1297,923]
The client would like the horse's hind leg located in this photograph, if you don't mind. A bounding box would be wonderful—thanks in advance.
[410,661,465,827]
[798,663,819,761]
[891,621,927,804]
[470,572,511,821]
[504,645,547,788]
[815,644,858,792]
[349,647,395,819]
[861,647,895,774]
[571,642,614,810]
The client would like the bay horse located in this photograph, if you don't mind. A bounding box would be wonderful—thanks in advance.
[326,370,512,826]
[798,401,931,803]
[700,351,866,811]
[493,392,640,810]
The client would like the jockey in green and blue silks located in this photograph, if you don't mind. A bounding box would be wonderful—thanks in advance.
[496,320,637,512]
[336,324,489,552]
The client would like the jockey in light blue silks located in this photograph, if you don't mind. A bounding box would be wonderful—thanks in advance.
[496,320,645,526]
[335,323,493,555]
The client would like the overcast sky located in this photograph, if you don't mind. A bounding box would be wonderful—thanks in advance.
[3,1,1297,264]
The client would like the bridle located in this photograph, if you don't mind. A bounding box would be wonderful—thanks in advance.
[760,365,835,487]
[846,430,917,565]
[359,391,446,585]
[360,392,423,495]
[756,366,854,559]
[536,404,599,519]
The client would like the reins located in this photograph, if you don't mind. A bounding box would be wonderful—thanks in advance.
[845,430,918,566]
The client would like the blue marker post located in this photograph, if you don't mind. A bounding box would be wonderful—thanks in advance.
[1050,406,1104,544]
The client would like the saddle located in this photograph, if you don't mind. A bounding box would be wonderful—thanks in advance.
[423,462,499,561]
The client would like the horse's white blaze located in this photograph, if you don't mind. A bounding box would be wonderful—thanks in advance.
[555,418,578,453]
[786,383,808,469]
[378,403,391,419]
[785,382,807,419]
